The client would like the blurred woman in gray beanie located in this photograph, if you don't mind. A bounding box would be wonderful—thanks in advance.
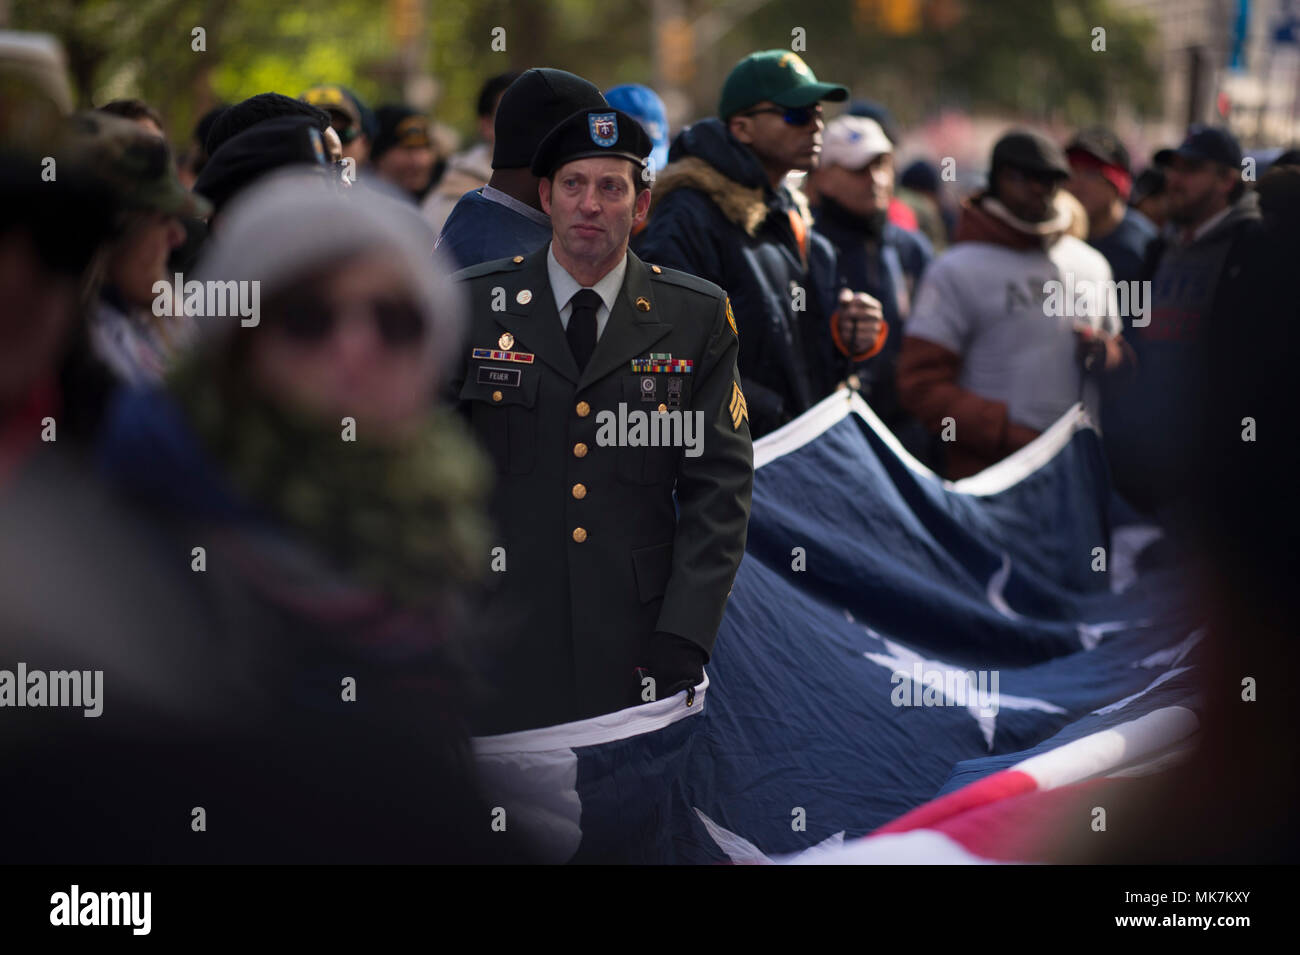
[88,174,512,862]
[105,172,484,601]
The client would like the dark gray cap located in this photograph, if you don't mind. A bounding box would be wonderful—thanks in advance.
[991,129,1070,179]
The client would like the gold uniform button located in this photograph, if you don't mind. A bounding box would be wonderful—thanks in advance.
[512,255,524,263]
[576,401,591,417]
[651,265,663,274]
[572,483,587,500]
[573,442,588,458]
[492,390,503,402]
[657,403,667,413]
[572,527,587,543]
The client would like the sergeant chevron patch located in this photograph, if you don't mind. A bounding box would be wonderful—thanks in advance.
[729,380,748,430]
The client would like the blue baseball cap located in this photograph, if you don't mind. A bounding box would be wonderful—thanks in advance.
[604,83,669,172]
[1170,124,1242,168]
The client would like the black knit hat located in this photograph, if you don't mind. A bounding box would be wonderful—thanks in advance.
[370,105,431,161]
[491,68,608,170]
[206,93,329,156]
[194,115,330,214]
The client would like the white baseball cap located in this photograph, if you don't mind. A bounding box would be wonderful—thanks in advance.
[821,115,893,170]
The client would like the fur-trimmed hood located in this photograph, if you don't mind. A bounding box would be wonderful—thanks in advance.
[648,118,813,237]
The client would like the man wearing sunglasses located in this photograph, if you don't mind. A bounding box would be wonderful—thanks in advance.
[450,108,753,734]
[302,84,373,165]
[637,50,886,438]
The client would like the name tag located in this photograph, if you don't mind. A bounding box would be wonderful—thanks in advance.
[477,365,522,387]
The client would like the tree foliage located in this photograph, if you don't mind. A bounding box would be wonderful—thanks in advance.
[10,0,1160,148]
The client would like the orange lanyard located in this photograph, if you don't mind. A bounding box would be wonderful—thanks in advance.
[787,208,808,270]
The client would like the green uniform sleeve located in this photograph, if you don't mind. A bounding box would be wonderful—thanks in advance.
[654,293,754,654]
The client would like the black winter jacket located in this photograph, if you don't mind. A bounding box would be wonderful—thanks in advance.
[635,119,847,436]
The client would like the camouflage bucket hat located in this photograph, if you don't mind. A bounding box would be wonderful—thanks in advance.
[69,110,210,219]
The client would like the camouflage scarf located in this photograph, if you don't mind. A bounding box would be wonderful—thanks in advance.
[168,359,489,609]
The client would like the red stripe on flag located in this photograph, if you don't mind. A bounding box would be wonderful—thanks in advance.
[872,769,1037,836]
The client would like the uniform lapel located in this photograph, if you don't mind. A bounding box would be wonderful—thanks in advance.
[492,245,580,385]
[579,250,671,389]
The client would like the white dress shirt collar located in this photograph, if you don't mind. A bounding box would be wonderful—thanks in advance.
[547,243,628,338]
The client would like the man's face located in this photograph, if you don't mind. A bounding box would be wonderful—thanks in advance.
[326,109,369,164]
[108,211,186,309]
[815,152,894,218]
[994,165,1063,223]
[729,100,825,175]
[1164,155,1235,227]
[1065,160,1115,225]
[375,143,435,196]
[341,134,369,164]
[540,156,651,272]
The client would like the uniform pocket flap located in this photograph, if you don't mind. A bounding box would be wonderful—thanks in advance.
[631,541,674,603]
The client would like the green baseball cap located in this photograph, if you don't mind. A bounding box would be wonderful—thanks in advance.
[718,50,848,121]
[69,111,210,219]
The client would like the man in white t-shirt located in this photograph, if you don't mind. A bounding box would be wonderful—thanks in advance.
[898,130,1133,479]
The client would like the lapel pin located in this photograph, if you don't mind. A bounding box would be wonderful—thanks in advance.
[515,289,532,305]
[635,296,651,312]
[498,332,515,350]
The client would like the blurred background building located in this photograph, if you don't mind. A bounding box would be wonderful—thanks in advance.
[1116,0,1300,147]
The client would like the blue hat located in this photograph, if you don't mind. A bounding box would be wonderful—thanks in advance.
[605,83,669,172]
[1171,124,1242,168]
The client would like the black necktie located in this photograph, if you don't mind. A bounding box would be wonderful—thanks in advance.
[566,289,601,371]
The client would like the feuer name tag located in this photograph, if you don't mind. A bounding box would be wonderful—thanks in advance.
[477,365,522,387]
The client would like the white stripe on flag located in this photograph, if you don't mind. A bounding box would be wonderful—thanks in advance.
[1013,704,1200,791]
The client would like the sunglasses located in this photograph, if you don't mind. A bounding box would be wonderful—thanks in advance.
[740,104,823,126]
[329,118,361,144]
[270,296,426,348]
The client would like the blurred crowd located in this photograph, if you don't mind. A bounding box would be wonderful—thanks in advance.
[2,26,1296,863]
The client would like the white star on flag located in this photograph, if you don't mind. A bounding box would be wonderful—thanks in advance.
[862,634,1065,750]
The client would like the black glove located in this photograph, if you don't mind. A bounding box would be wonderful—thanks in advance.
[648,631,706,699]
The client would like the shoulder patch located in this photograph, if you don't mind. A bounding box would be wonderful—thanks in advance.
[725,296,737,337]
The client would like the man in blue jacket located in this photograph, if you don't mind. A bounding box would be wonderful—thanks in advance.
[636,50,885,437]
[437,68,608,269]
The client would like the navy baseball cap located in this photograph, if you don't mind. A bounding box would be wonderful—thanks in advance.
[1170,125,1242,167]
